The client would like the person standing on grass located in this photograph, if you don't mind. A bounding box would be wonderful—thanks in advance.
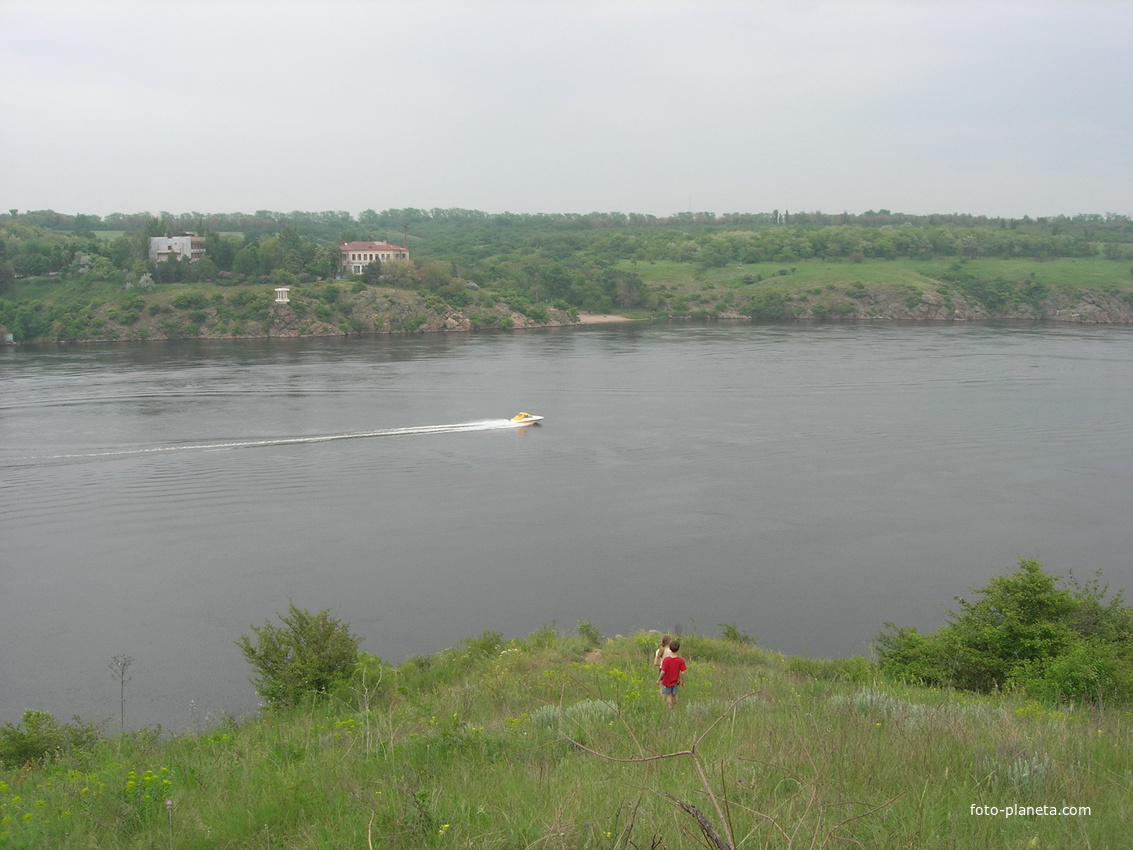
[653,634,673,668]
[657,639,687,708]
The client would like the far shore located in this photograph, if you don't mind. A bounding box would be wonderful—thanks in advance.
[576,312,632,324]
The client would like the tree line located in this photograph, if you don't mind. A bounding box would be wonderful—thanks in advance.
[13,207,1132,240]
[3,207,1132,320]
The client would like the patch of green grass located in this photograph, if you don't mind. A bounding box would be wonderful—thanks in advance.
[620,257,1133,302]
[931,257,1133,290]
[2,628,1129,848]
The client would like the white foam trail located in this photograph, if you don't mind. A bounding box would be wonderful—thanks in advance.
[12,419,534,463]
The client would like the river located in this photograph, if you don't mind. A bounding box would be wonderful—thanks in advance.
[2,321,1130,731]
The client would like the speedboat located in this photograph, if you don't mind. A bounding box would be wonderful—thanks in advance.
[510,412,544,425]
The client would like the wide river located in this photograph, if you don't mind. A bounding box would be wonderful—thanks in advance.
[2,321,1131,731]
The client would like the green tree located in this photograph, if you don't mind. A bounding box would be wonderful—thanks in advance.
[205,231,236,271]
[193,256,219,282]
[0,259,16,292]
[232,242,260,277]
[134,215,164,261]
[876,559,1133,702]
[107,234,136,269]
[361,258,382,285]
[0,710,101,768]
[87,256,120,283]
[236,603,362,707]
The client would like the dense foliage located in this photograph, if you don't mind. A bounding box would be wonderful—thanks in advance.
[0,710,102,769]
[3,207,1132,329]
[235,603,362,708]
[875,559,1133,704]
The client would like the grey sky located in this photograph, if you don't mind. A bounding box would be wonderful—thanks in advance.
[2,0,1130,219]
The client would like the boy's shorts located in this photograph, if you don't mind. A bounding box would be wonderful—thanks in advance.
[661,684,679,695]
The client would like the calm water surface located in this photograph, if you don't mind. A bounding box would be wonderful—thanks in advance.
[2,322,1131,730]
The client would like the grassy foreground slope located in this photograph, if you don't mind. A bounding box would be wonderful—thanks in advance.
[2,629,1128,849]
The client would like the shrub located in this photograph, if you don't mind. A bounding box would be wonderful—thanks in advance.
[876,559,1133,703]
[0,710,102,767]
[236,603,362,708]
[337,651,394,708]
[1011,638,1133,704]
[719,623,757,645]
[577,620,602,648]
[463,630,504,657]
[171,292,209,310]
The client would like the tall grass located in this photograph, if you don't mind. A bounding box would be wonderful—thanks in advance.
[2,629,1129,848]
[624,257,1133,296]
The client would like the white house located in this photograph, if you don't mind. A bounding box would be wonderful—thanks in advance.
[149,235,205,263]
[339,240,409,275]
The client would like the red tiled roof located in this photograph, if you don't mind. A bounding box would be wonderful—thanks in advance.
[339,241,406,252]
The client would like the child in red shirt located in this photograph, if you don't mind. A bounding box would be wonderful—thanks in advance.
[657,639,687,708]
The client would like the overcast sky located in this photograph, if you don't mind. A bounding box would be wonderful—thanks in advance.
[2,0,1130,220]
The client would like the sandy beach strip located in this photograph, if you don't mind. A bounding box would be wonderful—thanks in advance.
[576,312,632,324]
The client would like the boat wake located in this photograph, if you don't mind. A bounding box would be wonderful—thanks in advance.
[9,419,535,464]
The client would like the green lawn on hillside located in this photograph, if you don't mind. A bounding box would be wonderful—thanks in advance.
[621,257,1133,297]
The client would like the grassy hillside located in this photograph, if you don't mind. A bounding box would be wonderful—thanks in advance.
[0,279,577,343]
[635,256,1133,293]
[5,207,1133,342]
[4,254,1132,345]
[2,627,1128,848]
[616,257,1133,322]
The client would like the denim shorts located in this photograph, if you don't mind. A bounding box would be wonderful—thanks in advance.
[661,684,680,695]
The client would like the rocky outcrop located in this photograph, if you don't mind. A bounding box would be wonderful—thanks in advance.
[1042,290,1133,323]
[749,286,1133,323]
[19,280,1133,344]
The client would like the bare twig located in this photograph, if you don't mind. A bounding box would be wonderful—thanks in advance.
[566,693,759,850]
[108,655,134,733]
[662,793,731,850]
[718,798,792,845]
[565,672,652,759]
[818,792,905,849]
